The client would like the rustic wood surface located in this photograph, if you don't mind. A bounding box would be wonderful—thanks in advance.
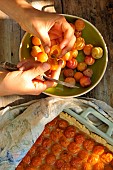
[0,0,113,108]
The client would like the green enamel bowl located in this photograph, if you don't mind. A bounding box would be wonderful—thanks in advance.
[19,14,108,98]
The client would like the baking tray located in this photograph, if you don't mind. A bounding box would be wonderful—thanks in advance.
[64,107,113,146]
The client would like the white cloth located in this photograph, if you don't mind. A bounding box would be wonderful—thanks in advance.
[0,97,113,170]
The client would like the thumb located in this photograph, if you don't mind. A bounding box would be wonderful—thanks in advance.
[38,28,51,53]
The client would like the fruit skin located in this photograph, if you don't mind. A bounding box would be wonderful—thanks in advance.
[64,77,76,86]
[63,68,74,77]
[62,51,72,61]
[36,52,48,63]
[91,47,103,59]
[83,68,93,78]
[74,72,83,82]
[73,37,85,50]
[84,55,95,65]
[32,36,41,46]
[77,62,87,72]
[66,58,78,69]
[75,19,85,31]
[71,49,78,58]
[83,44,93,55]
[80,76,91,87]
[30,46,42,58]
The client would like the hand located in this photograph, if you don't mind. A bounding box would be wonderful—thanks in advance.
[0,60,62,96]
[0,0,76,56]
[19,7,76,56]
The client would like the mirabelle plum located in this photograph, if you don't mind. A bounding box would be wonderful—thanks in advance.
[48,58,59,70]
[57,119,69,129]
[78,150,89,161]
[74,72,84,82]
[59,136,70,148]
[30,46,42,58]
[83,162,92,170]
[66,58,78,69]
[31,36,41,46]
[93,162,104,170]
[84,55,95,65]
[70,157,82,169]
[55,159,65,169]
[45,153,56,165]
[63,68,74,77]
[31,156,42,167]
[64,125,76,138]
[22,154,31,164]
[80,76,91,87]
[60,58,66,68]
[71,49,78,58]
[93,145,105,155]
[62,51,72,61]
[101,153,113,164]
[73,37,85,50]
[49,45,61,58]
[64,77,76,86]
[51,143,62,156]
[83,68,93,78]
[36,52,48,62]
[68,142,80,154]
[74,133,85,144]
[75,19,85,31]
[83,44,93,55]
[77,62,87,72]
[91,47,103,59]
[60,150,71,163]
[26,166,35,170]
[104,165,113,170]
[87,154,99,165]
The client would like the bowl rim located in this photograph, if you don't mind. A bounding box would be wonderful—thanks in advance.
[19,14,108,98]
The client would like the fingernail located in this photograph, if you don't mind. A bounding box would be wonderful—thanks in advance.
[44,46,50,53]
[42,62,50,70]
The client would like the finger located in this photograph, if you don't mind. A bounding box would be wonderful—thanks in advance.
[60,35,76,57]
[17,59,35,69]
[60,22,75,49]
[37,28,51,53]
[50,60,62,87]
[24,62,50,80]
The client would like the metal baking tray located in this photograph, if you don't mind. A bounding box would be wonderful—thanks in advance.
[64,107,113,146]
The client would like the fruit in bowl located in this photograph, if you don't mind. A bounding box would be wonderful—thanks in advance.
[19,14,108,98]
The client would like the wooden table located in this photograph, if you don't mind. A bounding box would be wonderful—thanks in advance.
[0,0,113,108]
